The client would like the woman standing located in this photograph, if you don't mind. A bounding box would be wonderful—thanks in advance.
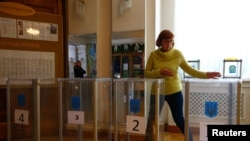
[144,29,221,141]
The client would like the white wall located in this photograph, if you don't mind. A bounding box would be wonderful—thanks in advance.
[68,0,97,35]
[69,0,145,35]
[112,0,145,32]
[158,0,175,32]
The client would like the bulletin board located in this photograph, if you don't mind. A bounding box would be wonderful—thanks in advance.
[0,8,64,85]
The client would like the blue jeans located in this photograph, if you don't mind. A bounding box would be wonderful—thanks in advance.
[145,91,193,141]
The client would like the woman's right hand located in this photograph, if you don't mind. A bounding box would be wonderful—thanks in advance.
[160,68,173,76]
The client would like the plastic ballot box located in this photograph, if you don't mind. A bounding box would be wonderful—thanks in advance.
[183,79,241,141]
[7,78,112,141]
[7,78,39,141]
[58,78,112,141]
[113,78,165,141]
[7,78,61,141]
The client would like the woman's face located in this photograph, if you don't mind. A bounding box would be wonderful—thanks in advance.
[160,38,174,52]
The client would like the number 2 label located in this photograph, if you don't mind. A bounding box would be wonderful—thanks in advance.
[126,115,145,134]
[14,109,29,125]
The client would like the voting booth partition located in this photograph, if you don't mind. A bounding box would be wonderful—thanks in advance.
[58,78,113,141]
[113,78,165,141]
[184,79,241,141]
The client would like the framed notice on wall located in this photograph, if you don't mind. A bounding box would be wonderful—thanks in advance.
[223,59,242,78]
[184,60,200,78]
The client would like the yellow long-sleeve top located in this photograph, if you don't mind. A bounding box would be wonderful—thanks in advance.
[145,48,208,95]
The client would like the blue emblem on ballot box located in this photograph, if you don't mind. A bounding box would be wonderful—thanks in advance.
[71,96,80,110]
[17,94,26,107]
[130,99,140,113]
[205,101,218,118]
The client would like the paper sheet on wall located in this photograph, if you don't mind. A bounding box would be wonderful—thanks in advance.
[0,17,17,38]
[0,17,58,41]
[0,49,55,85]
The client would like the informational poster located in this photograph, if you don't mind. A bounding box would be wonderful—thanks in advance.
[17,19,33,39]
[0,11,63,81]
[0,17,58,41]
[0,49,55,85]
[0,17,17,38]
[32,22,58,41]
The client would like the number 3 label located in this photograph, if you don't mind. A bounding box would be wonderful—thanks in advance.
[67,111,84,125]
[15,109,29,125]
[126,115,145,134]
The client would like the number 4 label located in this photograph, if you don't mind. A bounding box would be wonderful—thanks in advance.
[126,115,145,134]
[15,109,29,125]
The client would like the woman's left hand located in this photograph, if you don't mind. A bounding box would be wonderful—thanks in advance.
[207,72,221,79]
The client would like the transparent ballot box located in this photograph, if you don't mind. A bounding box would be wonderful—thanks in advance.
[113,78,165,141]
[58,78,112,141]
[6,78,59,141]
[184,79,241,141]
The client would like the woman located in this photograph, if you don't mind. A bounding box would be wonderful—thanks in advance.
[144,29,221,141]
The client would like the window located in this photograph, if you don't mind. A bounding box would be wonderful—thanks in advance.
[175,0,250,79]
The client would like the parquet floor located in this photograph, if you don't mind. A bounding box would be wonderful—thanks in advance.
[164,132,200,141]
[9,132,200,141]
[164,132,185,140]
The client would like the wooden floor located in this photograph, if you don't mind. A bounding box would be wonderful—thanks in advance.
[164,132,200,141]
[165,132,185,141]
[6,132,201,141]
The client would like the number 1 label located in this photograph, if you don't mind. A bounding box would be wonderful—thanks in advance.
[14,109,29,125]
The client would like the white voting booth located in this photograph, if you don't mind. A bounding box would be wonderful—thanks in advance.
[184,79,241,141]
